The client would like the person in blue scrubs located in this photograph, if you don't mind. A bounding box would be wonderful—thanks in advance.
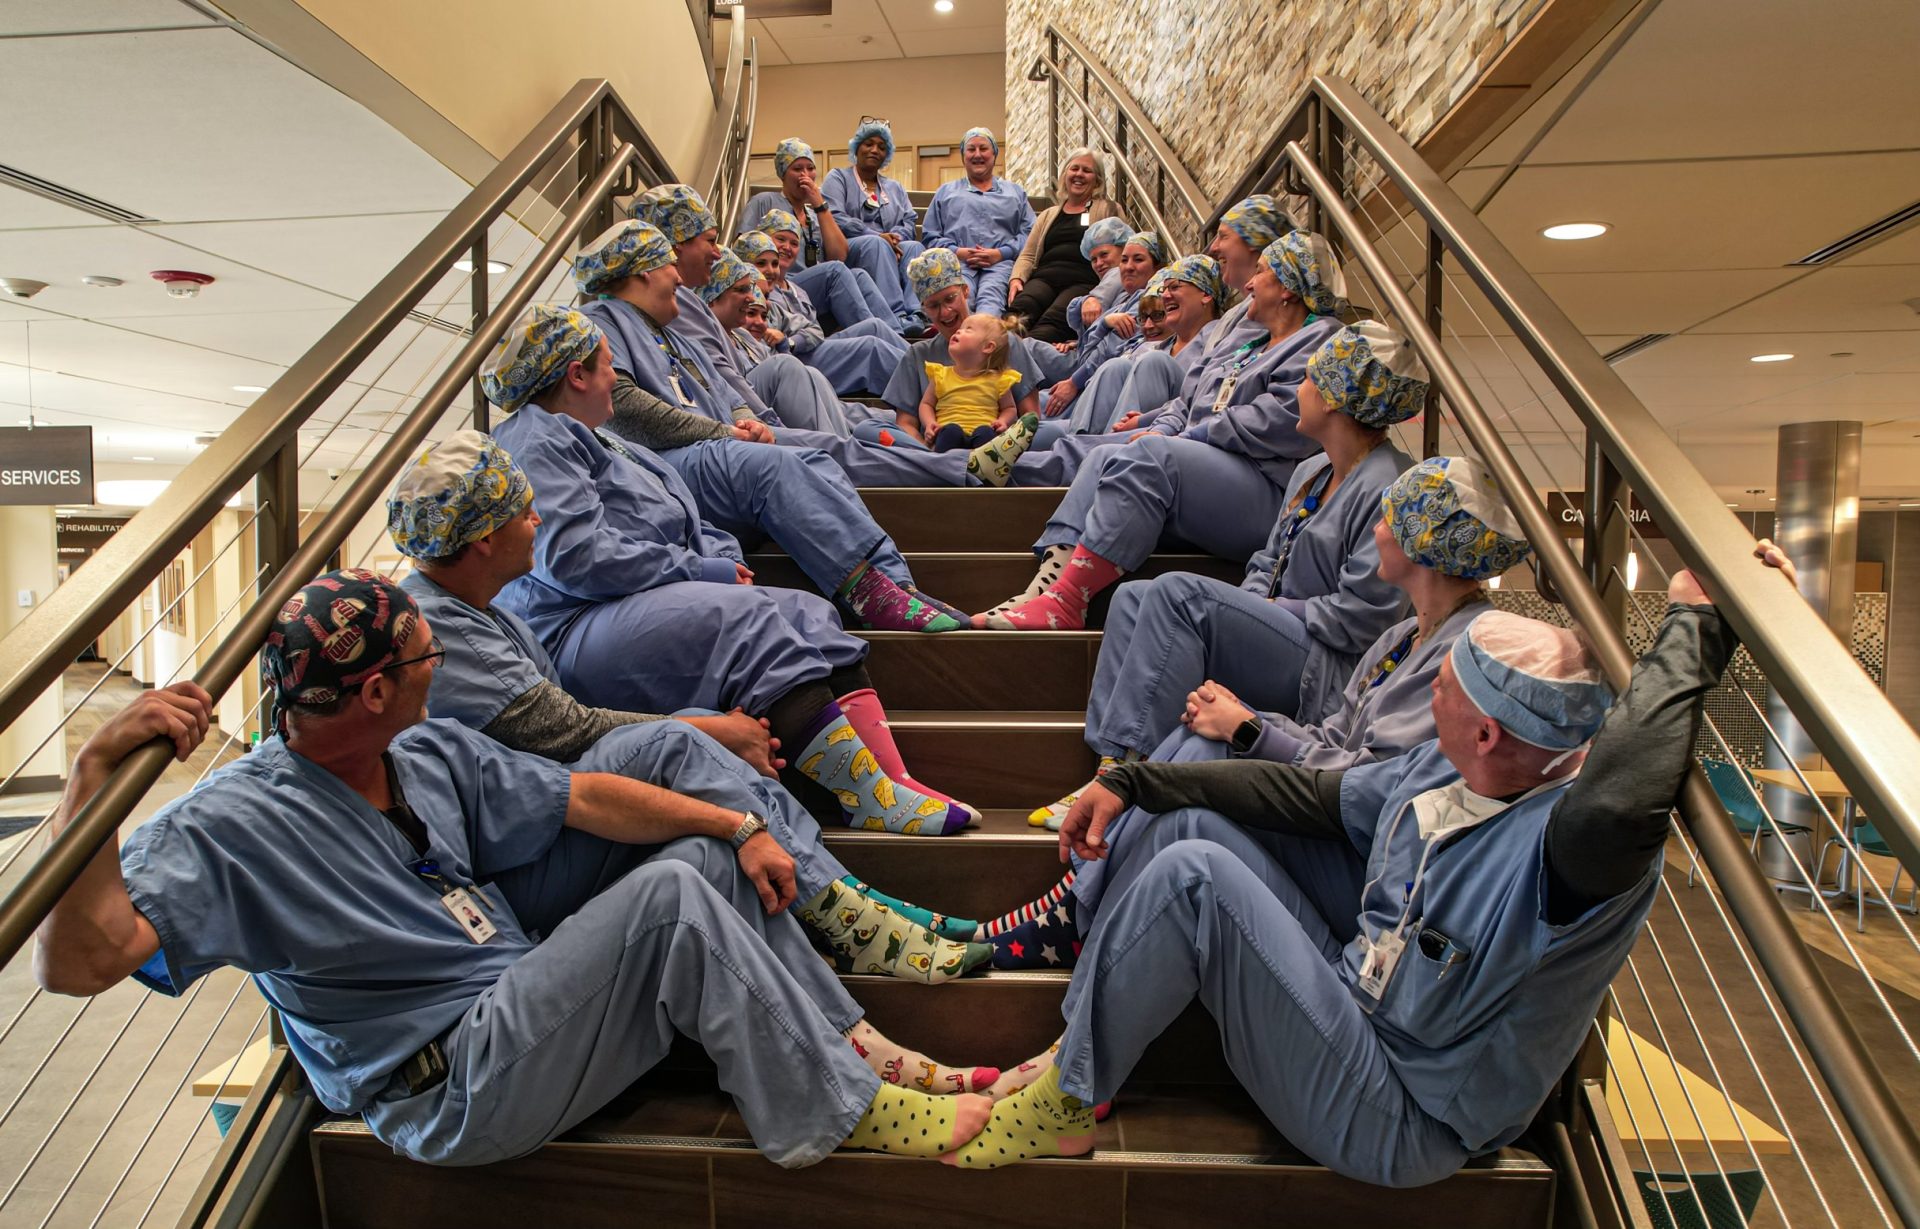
[1064,255,1225,440]
[920,127,1033,317]
[485,302,976,835]
[1043,229,1164,424]
[978,231,1361,631]
[34,571,1011,1169]
[739,137,915,334]
[821,119,927,324]
[746,216,909,398]
[948,543,1796,1179]
[570,220,964,630]
[702,253,872,436]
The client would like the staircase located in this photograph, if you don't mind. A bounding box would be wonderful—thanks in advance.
[305,485,1557,1228]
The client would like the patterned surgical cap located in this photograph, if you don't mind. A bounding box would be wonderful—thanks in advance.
[701,249,760,304]
[1218,194,1290,252]
[1380,455,1531,581]
[631,183,717,244]
[1261,230,1348,317]
[480,303,604,413]
[907,247,967,303]
[1307,321,1429,428]
[572,219,674,295]
[773,138,816,180]
[261,568,420,734]
[386,429,532,563]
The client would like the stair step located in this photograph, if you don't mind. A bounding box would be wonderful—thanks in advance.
[860,630,1101,712]
[827,809,1066,922]
[309,1075,1552,1228]
[886,711,1093,808]
[749,552,1242,615]
[846,487,1067,553]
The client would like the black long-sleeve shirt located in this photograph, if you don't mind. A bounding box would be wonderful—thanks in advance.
[1100,604,1736,924]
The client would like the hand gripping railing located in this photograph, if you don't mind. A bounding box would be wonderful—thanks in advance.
[1026,25,1210,256]
[1246,75,1920,1227]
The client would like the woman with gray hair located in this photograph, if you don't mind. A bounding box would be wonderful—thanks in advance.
[1005,147,1125,342]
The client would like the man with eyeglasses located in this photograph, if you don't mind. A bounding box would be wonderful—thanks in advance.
[33,568,1005,1169]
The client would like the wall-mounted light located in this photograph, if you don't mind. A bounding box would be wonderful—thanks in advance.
[934,0,954,11]
[1625,550,1640,590]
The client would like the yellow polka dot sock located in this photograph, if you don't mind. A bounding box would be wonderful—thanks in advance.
[942,1065,1096,1168]
[841,1084,993,1158]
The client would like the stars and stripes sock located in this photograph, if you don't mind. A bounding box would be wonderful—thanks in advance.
[973,871,1076,940]
[986,893,1082,970]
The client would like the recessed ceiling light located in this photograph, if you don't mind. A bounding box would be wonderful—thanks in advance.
[132,455,155,461]
[1749,353,1794,363]
[1542,222,1608,241]
[233,384,268,393]
[934,0,953,11]
[453,258,512,275]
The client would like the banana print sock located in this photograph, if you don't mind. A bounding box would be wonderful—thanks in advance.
[841,1084,993,1158]
[967,412,1040,487]
[799,881,989,985]
[1028,753,1130,830]
[795,705,967,835]
[844,1018,998,1095]
[943,1065,1096,1168]
[839,875,980,942]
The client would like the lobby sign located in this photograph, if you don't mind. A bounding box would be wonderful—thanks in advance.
[1547,490,1665,539]
[0,426,94,505]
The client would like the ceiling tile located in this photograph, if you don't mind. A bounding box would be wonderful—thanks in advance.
[0,224,347,319]
[746,22,792,65]
[894,26,1005,56]
[0,0,212,37]
[1830,223,1920,268]
[0,184,123,232]
[148,212,445,300]
[759,0,893,41]
[1689,265,1920,336]
[773,32,907,63]
[875,0,1005,34]
[1527,269,1803,336]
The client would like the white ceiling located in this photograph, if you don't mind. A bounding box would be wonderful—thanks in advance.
[1375,0,1920,509]
[745,0,1004,65]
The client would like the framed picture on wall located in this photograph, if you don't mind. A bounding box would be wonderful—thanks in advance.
[159,561,187,634]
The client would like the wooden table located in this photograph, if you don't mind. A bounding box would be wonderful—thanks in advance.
[1750,768,1849,800]
[1605,1022,1790,1160]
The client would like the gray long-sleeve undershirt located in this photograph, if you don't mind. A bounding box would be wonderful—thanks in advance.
[479,678,664,762]
[609,374,732,451]
[1100,603,1736,924]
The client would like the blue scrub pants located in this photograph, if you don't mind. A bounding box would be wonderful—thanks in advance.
[1067,356,1144,435]
[1112,349,1186,423]
[746,354,856,435]
[1054,836,1467,1187]
[802,319,909,398]
[550,581,866,717]
[1084,572,1311,758]
[792,261,898,333]
[1036,436,1287,569]
[1006,429,1129,487]
[661,437,912,591]
[776,426,974,487]
[842,233,926,321]
[363,837,875,1167]
[960,262,1015,318]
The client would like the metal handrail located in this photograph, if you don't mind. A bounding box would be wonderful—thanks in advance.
[693,7,747,196]
[1027,26,1210,251]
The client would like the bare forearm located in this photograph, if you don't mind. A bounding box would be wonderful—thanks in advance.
[35,757,157,994]
[564,772,741,845]
[820,210,848,262]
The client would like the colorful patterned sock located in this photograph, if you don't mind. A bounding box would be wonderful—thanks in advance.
[973,871,1077,940]
[905,585,970,625]
[841,876,980,943]
[967,412,1040,487]
[987,893,1082,970]
[843,1084,994,1158]
[837,561,961,633]
[1027,757,1117,830]
[985,544,1125,631]
[835,687,980,824]
[981,544,1073,623]
[796,705,968,835]
[943,1066,1096,1167]
[846,1019,999,1095]
[801,881,989,984]
[985,1040,1057,1100]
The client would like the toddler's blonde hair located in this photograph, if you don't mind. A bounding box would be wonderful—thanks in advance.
[964,313,1013,371]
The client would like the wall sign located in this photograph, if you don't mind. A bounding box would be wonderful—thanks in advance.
[0,426,94,505]
[1547,490,1665,539]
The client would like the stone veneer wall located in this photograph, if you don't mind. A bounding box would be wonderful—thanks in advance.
[1004,0,1546,209]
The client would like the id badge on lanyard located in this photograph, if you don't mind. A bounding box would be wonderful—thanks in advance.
[1209,375,1238,414]
[1210,337,1266,414]
[667,372,697,408]
[414,859,498,944]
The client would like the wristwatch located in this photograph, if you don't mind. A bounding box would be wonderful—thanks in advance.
[1229,715,1265,756]
[730,811,768,849]
[813,201,831,213]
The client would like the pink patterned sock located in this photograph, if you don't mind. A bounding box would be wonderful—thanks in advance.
[987,545,1125,631]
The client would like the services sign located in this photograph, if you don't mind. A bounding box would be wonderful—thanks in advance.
[0,426,94,506]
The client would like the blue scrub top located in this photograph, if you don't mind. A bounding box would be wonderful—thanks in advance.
[581,298,742,426]
[740,190,835,272]
[922,177,1035,262]
[1336,742,1661,1152]
[120,721,570,1113]
[821,167,917,240]
[492,407,743,641]
[403,571,555,730]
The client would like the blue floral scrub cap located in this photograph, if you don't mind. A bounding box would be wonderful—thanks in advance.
[733,231,777,261]
[1261,230,1349,317]
[631,183,717,244]
[962,126,998,154]
[773,138,816,179]
[481,303,604,413]
[1126,230,1165,264]
[387,428,532,562]
[572,220,674,295]
[758,208,803,239]
[908,248,967,303]
[1307,321,1428,428]
[1218,194,1290,252]
[1380,456,1531,581]
[1152,254,1225,304]
[701,249,759,304]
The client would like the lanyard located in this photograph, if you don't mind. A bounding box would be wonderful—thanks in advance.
[798,202,824,265]
[1363,630,1417,690]
[1265,466,1336,597]
[649,323,708,404]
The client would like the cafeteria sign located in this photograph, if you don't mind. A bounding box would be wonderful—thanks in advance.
[0,426,94,505]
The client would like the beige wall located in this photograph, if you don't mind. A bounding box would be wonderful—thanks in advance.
[752,54,1006,188]
[1,507,67,790]
[290,0,719,179]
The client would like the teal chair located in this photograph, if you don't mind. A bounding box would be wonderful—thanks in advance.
[1694,759,1806,888]
[1634,1168,1767,1229]
[1813,816,1919,932]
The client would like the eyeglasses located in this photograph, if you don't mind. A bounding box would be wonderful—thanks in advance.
[382,635,446,674]
[858,115,891,128]
[1140,309,1168,322]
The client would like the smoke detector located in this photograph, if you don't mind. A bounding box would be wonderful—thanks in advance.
[0,278,48,299]
[150,269,215,299]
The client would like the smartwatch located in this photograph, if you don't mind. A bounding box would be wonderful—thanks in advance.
[730,811,768,849]
[813,201,831,213]
[1229,715,1264,756]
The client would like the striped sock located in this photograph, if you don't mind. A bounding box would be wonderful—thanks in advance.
[974,871,1077,941]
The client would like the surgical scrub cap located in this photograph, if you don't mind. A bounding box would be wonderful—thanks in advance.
[1308,321,1429,428]
[758,208,802,239]
[908,248,967,302]
[572,220,674,295]
[1153,254,1225,304]
[481,303,603,413]
[1450,610,1612,751]
[1218,194,1290,252]
[631,183,717,244]
[963,126,999,154]
[850,119,895,168]
[773,138,816,179]
[1380,456,1532,581]
[1262,230,1348,317]
[701,249,759,304]
[261,568,421,734]
[733,231,777,261]
[386,429,532,563]
[1080,216,1134,261]
[1126,230,1165,264]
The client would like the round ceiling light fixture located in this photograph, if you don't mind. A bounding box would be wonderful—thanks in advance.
[934,0,953,11]
[1749,353,1794,363]
[150,269,216,299]
[1541,222,1608,241]
[0,278,48,299]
